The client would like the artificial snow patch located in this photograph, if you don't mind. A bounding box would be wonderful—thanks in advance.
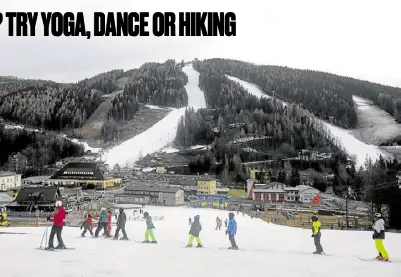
[145,105,164,110]
[161,147,181,154]
[226,75,389,168]
[104,65,207,168]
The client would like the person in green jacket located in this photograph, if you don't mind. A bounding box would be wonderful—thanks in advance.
[187,215,202,247]
[143,212,157,243]
[311,212,324,254]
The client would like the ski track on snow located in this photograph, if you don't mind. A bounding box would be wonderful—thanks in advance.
[1,206,400,277]
[103,65,206,167]
[225,75,388,168]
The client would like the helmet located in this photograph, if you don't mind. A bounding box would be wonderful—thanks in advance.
[119,208,124,212]
[311,215,318,221]
[143,212,149,217]
[55,201,62,207]
[194,215,200,220]
[313,211,318,215]
[228,212,235,218]
[101,208,106,211]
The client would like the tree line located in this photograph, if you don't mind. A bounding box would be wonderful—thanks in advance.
[176,63,349,185]
[194,58,401,128]
[0,124,84,177]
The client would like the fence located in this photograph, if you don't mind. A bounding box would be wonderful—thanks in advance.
[6,211,53,218]
[128,215,165,221]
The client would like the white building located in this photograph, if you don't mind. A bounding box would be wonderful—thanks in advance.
[297,185,320,204]
[0,172,22,191]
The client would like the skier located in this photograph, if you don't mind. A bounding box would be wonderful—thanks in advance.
[216,218,222,230]
[226,212,238,249]
[95,208,110,238]
[188,217,192,225]
[143,212,157,243]
[187,215,202,247]
[311,212,324,254]
[215,216,220,230]
[372,213,389,261]
[114,208,128,240]
[107,210,112,236]
[46,200,66,250]
[80,214,93,237]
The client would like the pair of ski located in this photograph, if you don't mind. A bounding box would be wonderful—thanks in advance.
[37,247,75,251]
[358,257,393,263]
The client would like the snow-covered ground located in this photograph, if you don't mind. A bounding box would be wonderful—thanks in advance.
[103,65,207,167]
[226,76,388,168]
[350,95,401,145]
[1,206,400,277]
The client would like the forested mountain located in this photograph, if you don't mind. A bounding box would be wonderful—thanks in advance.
[0,81,103,130]
[196,58,401,128]
[0,124,84,177]
[176,63,349,184]
[78,69,125,93]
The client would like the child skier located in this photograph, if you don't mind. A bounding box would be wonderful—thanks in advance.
[95,208,110,238]
[372,213,389,261]
[215,216,221,230]
[107,210,112,236]
[143,212,157,243]
[114,208,128,240]
[187,215,202,247]
[311,212,324,254]
[80,214,93,237]
[216,218,222,230]
[226,212,238,249]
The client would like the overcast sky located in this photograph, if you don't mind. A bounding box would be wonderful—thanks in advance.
[1,0,400,87]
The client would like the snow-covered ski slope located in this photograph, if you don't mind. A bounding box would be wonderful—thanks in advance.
[103,65,206,167]
[226,76,388,168]
[351,95,401,145]
[1,206,400,277]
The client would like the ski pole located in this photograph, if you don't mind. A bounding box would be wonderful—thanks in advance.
[39,225,48,249]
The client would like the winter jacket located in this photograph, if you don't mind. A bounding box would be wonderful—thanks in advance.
[51,207,66,227]
[81,217,93,229]
[117,212,127,228]
[312,220,321,236]
[99,210,108,223]
[189,219,202,237]
[217,220,222,227]
[373,218,385,239]
[145,216,155,229]
[227,218,237,236]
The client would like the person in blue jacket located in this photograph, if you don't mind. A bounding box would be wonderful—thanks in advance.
[226,212,238,249]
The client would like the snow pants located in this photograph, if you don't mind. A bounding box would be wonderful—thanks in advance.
[229,234,237,248]
[188,235,202,246]
[115,226,128,239]
[215,225,221,230]
[49,225,64,247]
[314,233,323,253]
[95,222,110,237]
[375,239,389,259]
[81,227,93,237]
[145,229,156,241]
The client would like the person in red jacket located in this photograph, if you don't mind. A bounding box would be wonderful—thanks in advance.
[107,210,112,237]
[46,200,66,250]
[80,214,93,237]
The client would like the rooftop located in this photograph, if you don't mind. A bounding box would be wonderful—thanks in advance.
[124,185,182,194]
[0,171,19,177]
[50,162,104,181]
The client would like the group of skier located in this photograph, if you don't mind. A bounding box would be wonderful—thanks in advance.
[187,212,238,249]
[311,211,390,261]
[43,200,390,259]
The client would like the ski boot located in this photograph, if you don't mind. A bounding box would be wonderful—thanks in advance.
[142,240,150,243]
[120,237,129,240]
[45,246,54,251]
[186,245,192,248]
[55,244,67,249]
[228,246,239,250]
[113,237,119,240]
[196,244,203,248]
[151,240,157,244]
